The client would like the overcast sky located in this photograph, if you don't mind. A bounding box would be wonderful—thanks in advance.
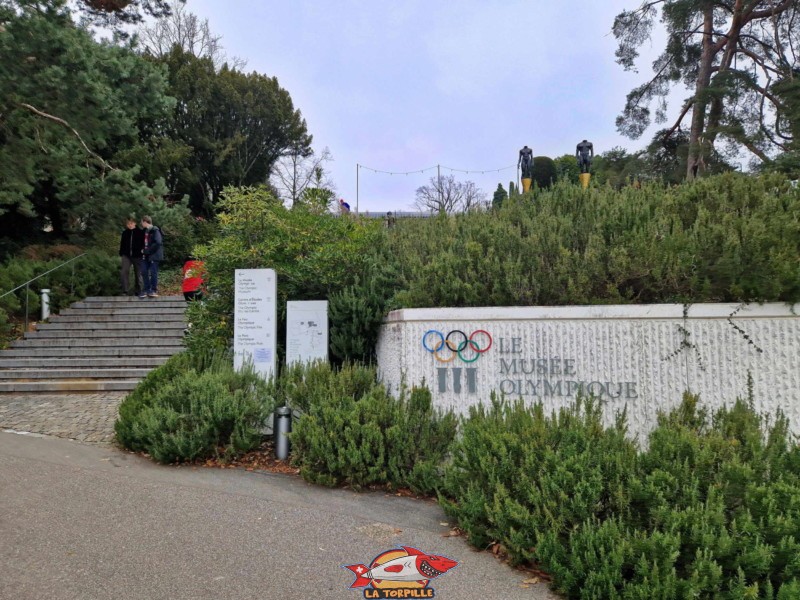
[183,1,675,212]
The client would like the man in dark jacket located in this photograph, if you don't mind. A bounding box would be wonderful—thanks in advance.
[119,217,144,296]
[139,215,164,298]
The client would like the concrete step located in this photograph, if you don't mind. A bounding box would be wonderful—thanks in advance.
[0,368,152,380]
[35,321,186,331]
[1,346,183,358]
[0,380,140,392]
[59,307,186,317]
[0,293,187,393]
[70,301,187,310]
[0,357,171,369]
[11,337,182,348]
[25,329,184,339]
[83,296,183,303]
[50,314,186,323]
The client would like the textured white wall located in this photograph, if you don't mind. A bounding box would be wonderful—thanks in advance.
[376,304,800,437]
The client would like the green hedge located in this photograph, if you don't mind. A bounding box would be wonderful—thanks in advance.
[120,358,458,492]
[310,173,800,360]
[440,394,800,598]
[328,257,401,364]
[181,174,800,370]
[184,186,382,358]
[0,247,118,342]
[383,173,800,309]
[115,351,273,463]
[270,361,377,414]
[285,362,457,494]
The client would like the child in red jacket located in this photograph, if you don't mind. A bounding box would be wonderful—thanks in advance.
[182,258,205,301]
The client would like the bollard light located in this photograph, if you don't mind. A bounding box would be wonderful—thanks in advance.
[274,406,292,461]
[40,289,50,321]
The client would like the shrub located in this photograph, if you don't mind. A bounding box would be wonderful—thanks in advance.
[383,173,800,309]
[553,154,581,182]
[328,257,400,364]
[270,361,376,414]
[116,351,197,451]
[440,395,636,565]
[185,186,383,357]
[0,248,118,344]
[287,363,457,494]
[440,394,800,598]
[531,155,557,189]
[115,350,273,463]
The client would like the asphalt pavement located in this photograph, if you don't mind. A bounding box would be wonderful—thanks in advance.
[0,431,558,600]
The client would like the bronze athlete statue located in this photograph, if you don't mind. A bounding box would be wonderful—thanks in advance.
[576,140,594,174]
[518,145,533,179]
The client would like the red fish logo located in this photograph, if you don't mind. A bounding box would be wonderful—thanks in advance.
[344,546,458,598]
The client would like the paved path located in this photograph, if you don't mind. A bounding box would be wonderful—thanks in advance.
[0,392,124,443]
[0,432,558,600]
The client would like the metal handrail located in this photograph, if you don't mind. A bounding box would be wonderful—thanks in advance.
[0,252,87,331]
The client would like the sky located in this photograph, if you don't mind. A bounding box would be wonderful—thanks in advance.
[182,1,676,213]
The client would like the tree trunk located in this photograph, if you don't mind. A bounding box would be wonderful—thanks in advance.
[687,6,716,180]
[706,0,743,149]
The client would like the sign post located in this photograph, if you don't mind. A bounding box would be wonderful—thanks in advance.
[286,300,328,366]
[234,269,277,380]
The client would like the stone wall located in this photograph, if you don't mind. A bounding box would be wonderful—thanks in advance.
[376,303,800,437]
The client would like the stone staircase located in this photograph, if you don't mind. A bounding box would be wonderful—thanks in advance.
[0,296,186,393]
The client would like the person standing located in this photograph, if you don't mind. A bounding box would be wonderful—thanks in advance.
[119,217,144,296]
[139,215,164,298]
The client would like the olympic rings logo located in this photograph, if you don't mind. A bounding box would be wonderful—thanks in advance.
[422,329,493,363]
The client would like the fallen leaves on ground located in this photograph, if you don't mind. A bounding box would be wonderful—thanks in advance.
[516,564,552,583]
[386,487,431,499]
[486,542,552,585]
[200,440,299,475]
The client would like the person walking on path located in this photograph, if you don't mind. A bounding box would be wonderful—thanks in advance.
[119,217,144,296]
[139,216,164,298]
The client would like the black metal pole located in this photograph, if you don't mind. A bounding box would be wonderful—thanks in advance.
[438,164,442,207]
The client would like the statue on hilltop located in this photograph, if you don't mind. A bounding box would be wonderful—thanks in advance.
[576,139,594,174]
[518,145,533,179]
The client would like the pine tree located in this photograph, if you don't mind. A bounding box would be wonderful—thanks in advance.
[492,183,508,210]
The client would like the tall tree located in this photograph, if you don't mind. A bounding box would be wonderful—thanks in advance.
[642,128,734,183]
[770,71,800,176]
[614,0,800,179]
[591,147,648,188]
[270,146,335,207]
[294,159,337,213]
[76,0,179,29]
[155,47,312,213]
[492,183,507,210]
[137,0,245,69]
[414,175,485,214]
[553,154,581,182]
[0,0,179,246]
